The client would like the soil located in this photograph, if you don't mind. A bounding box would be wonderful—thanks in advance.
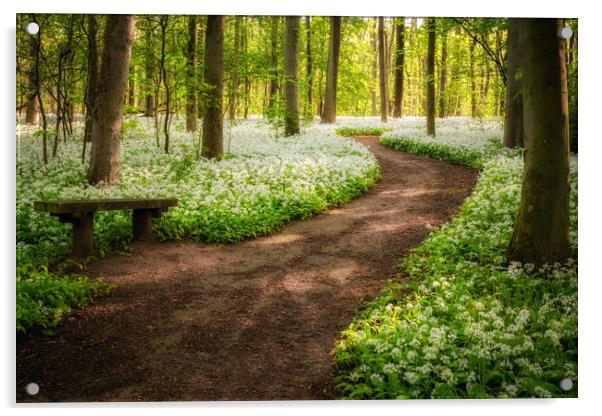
[16,136,478,402]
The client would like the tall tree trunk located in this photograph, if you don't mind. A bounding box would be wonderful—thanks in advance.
[201,15,225,159]
[30,14,48,164]
[370,18,378,116]
[243,17,250,119]
[144,17,155,117]
[83,17,99,153]
[438,30,447,118]
[426,17,436,136]
[284,16,300,136]
[87,15,136,186]
[186,15,198,132]
[305,16,313,117]
[508,18,570,266]
[378,17,388,122]
[503,19,524,148]
[159,16,171,153]
[469,38,477,118]
[393,18,405,118]
[320,17,341,123]
[229,16,241,120]
[25,26,39,125]
[268,16,280,116]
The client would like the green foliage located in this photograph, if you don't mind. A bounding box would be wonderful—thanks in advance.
[334,137,578,399]
[335,126,392,137]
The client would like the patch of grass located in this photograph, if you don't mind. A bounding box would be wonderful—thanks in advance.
[336,126,393,137]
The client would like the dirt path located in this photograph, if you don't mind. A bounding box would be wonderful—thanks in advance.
[16,137,478,402]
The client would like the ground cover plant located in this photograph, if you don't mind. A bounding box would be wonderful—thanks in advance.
[16,117,379,332]
[333,119,578,399]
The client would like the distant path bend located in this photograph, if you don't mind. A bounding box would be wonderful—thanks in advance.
[17,136,478,402]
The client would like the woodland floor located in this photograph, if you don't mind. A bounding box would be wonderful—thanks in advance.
[16,137,478,402]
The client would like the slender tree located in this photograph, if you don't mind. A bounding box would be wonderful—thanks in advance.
[201,15,225,159]
[268,16,280,115]
[305,16,313,118]
[438,29,448,118]
[377,17,388,122]
[228,16,241,120]
[392,17,405,118]
[159,15,171,153]
[426,17,436,136]
[321,16,341,123]
[82,14,99,164]
[143,17,155,117]
[185,15,198,132]
[508,18,570,266]
[469,38,477,118]
[370,18,378,116]
[87,14,136,186]
[284,16,300,136]
[503,18,524,148]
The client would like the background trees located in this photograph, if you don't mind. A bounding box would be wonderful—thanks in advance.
[16,15,579,173]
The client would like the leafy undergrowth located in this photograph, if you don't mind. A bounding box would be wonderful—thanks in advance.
[16,118,379,332]
[334,125,578,399]
[336,126,392,137]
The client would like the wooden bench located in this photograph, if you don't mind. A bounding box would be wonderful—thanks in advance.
[34,198,178,258]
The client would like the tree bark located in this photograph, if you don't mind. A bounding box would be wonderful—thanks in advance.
[438,30,447,118]
[503,19,524,148]
[201,15,225,159]
[392,18,405,118]
[378,17,388,122]
[469,38,476,118]
[159,16,171,153]
[228,16,241,120]
[25,28,39,125]
[426,17,436,136]
[186,15,198,132]
[87,15,136,186]
[305,16,313,118]
[82,16,98,152]
[268,16,280,116]
[370,18,378,116]
[283,16,300,136]
[144,17,155,117]
[320,17,341,124]
[508,18,570,266]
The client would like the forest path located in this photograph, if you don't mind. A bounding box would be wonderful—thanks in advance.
[17,137,478,402]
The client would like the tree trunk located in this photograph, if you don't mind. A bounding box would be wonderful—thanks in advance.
[87,15,136,186]
[25,28,39,126]
[159,16,171,153]
[378,17,388,122]
[186,15,198,132]
[268,16,280,116]
[284,16,300,136]
[508,18,570,266]
[305,16,313,118]
[82,16,99,152]
[438,30,447,118]
[228,16,241,120]
[128,76,136,107]
[426,17,436,136]
[469,38,476,118]
[320,16,341,123]
[393,18,405,118]
[201,15,225,159]
[144,17,155,117]
[503,19,524,148]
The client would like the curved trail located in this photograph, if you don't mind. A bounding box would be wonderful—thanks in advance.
[17,137,478,402]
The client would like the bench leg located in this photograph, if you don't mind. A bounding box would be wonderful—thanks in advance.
[72,211,94,258]
[133,209,153,241]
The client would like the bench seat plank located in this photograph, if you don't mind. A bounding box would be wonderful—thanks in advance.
[34,198,178,214]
